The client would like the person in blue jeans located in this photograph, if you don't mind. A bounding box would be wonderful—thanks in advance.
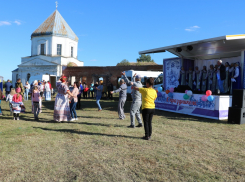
[70,82,79,121]
[95,80,103,111]
[24,81,30,101]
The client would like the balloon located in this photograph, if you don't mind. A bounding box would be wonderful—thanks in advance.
[166,90,170,94]
[185,90,188,94]
[156,89,158,93]
[169,87,174,93]
[187,90,193,96]
[158,87,163,92]
[201,95,208,101]
[207,95,214,102]
[206,90,212,96]
[157,92,162,97]
[183,94,189,100]
[168,92,173,98]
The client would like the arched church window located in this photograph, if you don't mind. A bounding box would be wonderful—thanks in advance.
[27,73,31,81]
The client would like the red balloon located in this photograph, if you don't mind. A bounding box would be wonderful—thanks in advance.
[166,90,170,94]
[206,90,212,96]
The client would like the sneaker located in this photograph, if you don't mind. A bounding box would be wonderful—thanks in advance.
[136,123,143,127]
[127,125,135,128]
[75,118,78,120]
[70,118,75,121]
[13,117,16,120]
[17,117,19,120]
[142,136,149,140]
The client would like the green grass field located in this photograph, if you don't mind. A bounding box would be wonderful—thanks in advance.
[0,96,245,181]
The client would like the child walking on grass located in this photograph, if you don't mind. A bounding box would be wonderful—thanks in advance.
[6,90,16,115]
[32,86,41,121]
[12,88,23,120]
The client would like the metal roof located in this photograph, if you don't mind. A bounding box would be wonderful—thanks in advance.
[139,35,245,60]
[31,10,78,41]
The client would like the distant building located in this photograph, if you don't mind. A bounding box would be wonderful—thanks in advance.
[12,9,83,84]
[63,65,163,88]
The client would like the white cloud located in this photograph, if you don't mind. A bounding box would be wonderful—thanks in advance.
[185,25,200,32]
[192,26,200,28]
[90,59,97,62]
[14,20,21,25]
[0,21,11,26]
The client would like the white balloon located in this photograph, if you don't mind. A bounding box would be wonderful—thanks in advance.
[187,90,192,96]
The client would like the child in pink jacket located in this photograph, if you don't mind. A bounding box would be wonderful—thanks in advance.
[12,88,23,120]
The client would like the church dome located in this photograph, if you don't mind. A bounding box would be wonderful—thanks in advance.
[31,10,78,41]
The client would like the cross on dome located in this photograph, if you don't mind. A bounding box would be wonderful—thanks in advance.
[55,1,58,9]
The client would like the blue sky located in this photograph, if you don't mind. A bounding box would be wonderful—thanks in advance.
[1,0,245,80]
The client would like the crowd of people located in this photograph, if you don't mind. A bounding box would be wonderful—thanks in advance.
[2,79,53,120]
[51,74,157,140]
[179,60,241,94]
[2,72,158,140]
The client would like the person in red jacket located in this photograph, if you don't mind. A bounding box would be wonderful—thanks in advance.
[48,81,52,89]
[83,85,89,99]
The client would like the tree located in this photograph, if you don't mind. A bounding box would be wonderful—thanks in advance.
[116,59,130,66]
[137,54,154,63]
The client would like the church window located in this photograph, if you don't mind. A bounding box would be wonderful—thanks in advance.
[71,47,73,57]
[16,74,18,81]
[57,44,62,56]
[40,44,45,55]
[27,73,31,81]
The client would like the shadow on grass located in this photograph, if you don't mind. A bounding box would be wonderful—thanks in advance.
[41,98,125,113]
[154,109,229,124]
[33,127,140,139]
[19,115,58,123]
[17,114,126,128]
[62,121,125,128]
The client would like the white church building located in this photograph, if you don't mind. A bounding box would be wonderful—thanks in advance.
[12,9,83,85]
